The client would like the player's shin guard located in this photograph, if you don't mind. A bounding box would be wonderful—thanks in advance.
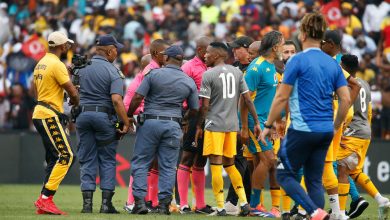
[281,188,292,213]
[149,169,159,207]
[352,172,379,198]
[177,165,190,208]
[271,187,281,208]
[224,164,247,204]
[339,183,350,212]
[127,176,134,205]
[192,166,206,209]
[323,162,338,190]
[210,164,225,209]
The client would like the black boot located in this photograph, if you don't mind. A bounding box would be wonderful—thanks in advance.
[131,197,148,214]
[81,191,93,213]
[158,197,171,215]
[100,191,119,214]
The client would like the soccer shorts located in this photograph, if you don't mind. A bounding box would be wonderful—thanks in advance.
[248,123,272,154]
[273,138,281,159]
[203,130,237,158]
[243,144,253,160]
[182,116,203,153]
[337,136,370,173]
[325,126,342,162]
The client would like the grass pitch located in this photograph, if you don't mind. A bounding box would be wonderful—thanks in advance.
[0,184,384,219]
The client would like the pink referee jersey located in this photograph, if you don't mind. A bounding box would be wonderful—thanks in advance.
[181,56,207,91]
[181,56,207,109]
[123,59,160,114]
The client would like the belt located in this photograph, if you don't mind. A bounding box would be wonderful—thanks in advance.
[144,115,182,123]
[81,106,113,114]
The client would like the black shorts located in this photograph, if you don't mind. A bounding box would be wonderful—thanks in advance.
[182,116,203,153]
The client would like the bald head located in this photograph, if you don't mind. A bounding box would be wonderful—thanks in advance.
[150,39,170,66]
[140,54,152,70]
[248,41,261,62]
[195,36,212,62]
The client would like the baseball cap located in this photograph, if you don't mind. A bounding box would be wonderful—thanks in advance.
[160,45,184,58]
[227,36,254,48]
[96,35,124,48]
[324,30,342,46]
[48,31,74,47]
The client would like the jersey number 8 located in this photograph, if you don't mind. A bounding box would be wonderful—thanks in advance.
[360,88,366,113]
[219,72,236,99]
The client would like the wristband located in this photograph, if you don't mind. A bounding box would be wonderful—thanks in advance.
[264,121,272,129]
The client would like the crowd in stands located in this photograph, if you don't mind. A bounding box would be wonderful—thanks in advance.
[0,0,389,140]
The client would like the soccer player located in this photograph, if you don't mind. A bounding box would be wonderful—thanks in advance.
[240,30,284,217]
[260,12,351,220]
[225,36,254,215]
[176,36,213,214]
[195,42,260,216]
[337,54,390,220]
[248,41,262,62]
[32,32,79,215]
[321,30,365,219]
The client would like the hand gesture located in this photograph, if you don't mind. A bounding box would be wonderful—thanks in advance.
[240,127,249,147]
[253,123,262,140]
[194,126,203,147]
[259,127,271,146]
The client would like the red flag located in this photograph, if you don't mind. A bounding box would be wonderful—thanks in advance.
[321,0,341,27]
[22,34,46,61]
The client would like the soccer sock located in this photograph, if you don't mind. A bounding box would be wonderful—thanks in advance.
[271,187,281,208]
[146,171,151,201]
[260,190,264,206]
[338,183,350,212]
[250,188,261,208]
[323,162,338,190]
[177,164,190,208]
[374,193,389,206]
[192,166,206,209]
[149,169,159,207]
[329,194,341,214]
[348,176,360,202]
[210,164,225,209]
[353,172,379,198]
[278,170,317,215]
[224,165,247,204]
[281,188,291,213]
[127,175,135,204]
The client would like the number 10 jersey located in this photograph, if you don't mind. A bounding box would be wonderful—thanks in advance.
[199,64,249,132]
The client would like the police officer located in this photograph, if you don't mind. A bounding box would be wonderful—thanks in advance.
[76,35,129,214]
[127,45,199,215]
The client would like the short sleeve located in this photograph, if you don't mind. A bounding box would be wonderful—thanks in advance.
[187,81,199,110]
[199,72,211,99]
[282,55,299,85]
[181,62,192,78]
[244,64,260,91]
[109,68,124,96]
[54,62,70,85]
[239,72,249,94]
[136,72,152,97]
[334,65,348,90]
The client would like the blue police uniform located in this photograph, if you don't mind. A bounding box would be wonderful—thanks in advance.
[76,53,124,192]
[75,35,125,214]
[131,61,199,206]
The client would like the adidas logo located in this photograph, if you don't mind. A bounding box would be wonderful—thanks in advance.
[276,162,285,170]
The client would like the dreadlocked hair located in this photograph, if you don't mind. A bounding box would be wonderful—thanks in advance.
[300,12,327,40]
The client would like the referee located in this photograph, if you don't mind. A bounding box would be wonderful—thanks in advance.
[32,31,79,215]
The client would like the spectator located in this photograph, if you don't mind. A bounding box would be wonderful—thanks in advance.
[200,0,219,25]
[276,0,298,18]
[363,0,390,43]
[6,83,35,130]
[337,2,362,36]
[187,11,209,41]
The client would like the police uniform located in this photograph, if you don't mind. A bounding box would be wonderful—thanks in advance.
[76,35,124,213]
[130,46,199,212]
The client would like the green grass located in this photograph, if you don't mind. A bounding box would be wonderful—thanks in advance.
[0,184,383,219]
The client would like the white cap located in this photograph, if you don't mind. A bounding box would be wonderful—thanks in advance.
[47,31,74,47]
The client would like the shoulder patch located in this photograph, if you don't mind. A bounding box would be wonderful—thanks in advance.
[144,68,153,76]
[251,66,258,72]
